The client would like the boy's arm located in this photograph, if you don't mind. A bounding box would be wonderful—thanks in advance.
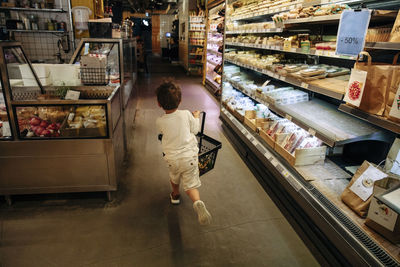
[189,110,201,134]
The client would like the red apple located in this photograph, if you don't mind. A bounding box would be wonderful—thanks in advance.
[39,120,49,128]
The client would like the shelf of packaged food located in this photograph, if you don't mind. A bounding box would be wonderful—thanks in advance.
[225,78,384,147]
[8,29,67,33]
[338,104,400,134]
[220,106,400,266]
[0,7,66,12]
[230,2,303,21]
[207,49,222,57]
[205,76,220,92]
[365,42,400,51]
[283,13,342,24]
[225,42,356,60]
[189,30,206,32]
[226,28,284,34]
[224,58,345,100]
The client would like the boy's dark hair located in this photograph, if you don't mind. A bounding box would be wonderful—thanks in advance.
[156,80,181,110]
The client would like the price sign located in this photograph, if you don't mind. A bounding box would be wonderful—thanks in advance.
[336,9,371,56]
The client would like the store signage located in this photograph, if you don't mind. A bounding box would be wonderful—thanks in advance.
[336,9,371,56]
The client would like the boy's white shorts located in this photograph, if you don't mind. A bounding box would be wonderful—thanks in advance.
[166,155,201,191]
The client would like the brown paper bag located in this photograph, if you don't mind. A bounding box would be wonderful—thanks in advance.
[384,53,400,122]
[341,161,387,218]
[355,52,393,116]
[389,10,400,43]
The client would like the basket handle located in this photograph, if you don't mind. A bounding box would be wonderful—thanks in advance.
[200,111,206,135]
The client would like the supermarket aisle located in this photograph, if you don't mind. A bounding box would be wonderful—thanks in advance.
[0,58,318,266]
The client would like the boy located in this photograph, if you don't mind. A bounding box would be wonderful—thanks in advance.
[156,80,212,225]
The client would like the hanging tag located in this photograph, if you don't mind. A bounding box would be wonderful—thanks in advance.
[349,165,387,201]
[389,84,400,120]
[344,68,367,107]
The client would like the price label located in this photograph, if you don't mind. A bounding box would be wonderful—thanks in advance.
[301,82,309,89]
[290,48,297,52]
[308,128,316,136]
[316,50,324,56]
[321,0,329,4]
[336,10,371,56]
[285,114,292,121]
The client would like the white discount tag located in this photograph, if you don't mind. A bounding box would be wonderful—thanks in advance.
[344,69,367,107]
[350,165,387,201]
[389,84,400,119]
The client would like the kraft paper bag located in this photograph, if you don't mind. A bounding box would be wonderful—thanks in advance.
[341,161,388,218]
[389,10,400,43]
[384,53,400,122]
[354,52,393,116]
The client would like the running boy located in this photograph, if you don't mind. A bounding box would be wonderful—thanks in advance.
[156,80,212,225]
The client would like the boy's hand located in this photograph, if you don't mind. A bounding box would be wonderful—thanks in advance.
[192,110,201,118]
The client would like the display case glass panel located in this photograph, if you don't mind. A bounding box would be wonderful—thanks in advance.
[4,46,42,101]
[72,42,121,85]
[0,79,12,140]
[15,104,108,139]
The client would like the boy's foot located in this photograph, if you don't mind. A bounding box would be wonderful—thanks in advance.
[193,200,212,225]
[170,192,180,205]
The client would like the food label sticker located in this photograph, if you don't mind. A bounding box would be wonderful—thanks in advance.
[308,128,316,136]
[285,114,292,121]
[389,84,400,119]
[301,82,309,89]
[65,90,81,100]
[349,165,387,201]
[336,9,371,56]
[344,68,367,107]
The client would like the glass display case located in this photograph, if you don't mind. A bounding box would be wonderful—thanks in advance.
[0,39,137,201]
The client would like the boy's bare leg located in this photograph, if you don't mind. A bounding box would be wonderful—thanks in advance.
[186,188,200,202]
[170,180,180,197]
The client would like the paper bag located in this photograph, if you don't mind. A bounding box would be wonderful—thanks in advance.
[384,53,400,121]
[354,52,393,116]
[389,10,400,43]
[384,138,400,176]
[341,161,388,217]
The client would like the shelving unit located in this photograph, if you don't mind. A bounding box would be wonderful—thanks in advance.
[188,15,206,75]
[203,0,225,99]
[0,7,66,12]
[8,29,68,34]
[220,0,400,265]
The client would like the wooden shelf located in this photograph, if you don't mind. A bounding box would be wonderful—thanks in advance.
[339,104,400,134]
[226,28,284,34]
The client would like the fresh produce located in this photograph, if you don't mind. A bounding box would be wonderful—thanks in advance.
[27,116,61,137]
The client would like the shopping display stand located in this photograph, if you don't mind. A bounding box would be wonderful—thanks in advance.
[220,0,400,265]
[0,38,137,202]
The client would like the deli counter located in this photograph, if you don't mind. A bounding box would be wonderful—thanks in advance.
[0,38,137,202]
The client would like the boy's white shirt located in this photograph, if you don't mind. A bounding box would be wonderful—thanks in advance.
[156,110,200,160]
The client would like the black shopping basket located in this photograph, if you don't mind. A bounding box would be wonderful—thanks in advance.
[197,112,222,176]
[158,111,222,176]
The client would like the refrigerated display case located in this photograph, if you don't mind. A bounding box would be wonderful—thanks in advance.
[70,38,138,150]
[203,0,225,98]
[220,0,400,265]
[0,38,137,201]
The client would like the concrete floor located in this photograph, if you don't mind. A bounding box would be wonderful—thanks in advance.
[0,58,319,267]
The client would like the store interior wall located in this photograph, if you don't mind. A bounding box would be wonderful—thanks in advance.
[178,0,188,69]
[160,14,174,48]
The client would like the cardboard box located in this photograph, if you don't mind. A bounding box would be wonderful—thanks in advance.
[366,178,400,243]
[275,142,326,166]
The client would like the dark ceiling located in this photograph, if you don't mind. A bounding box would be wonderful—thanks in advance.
[121,0,177,13]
